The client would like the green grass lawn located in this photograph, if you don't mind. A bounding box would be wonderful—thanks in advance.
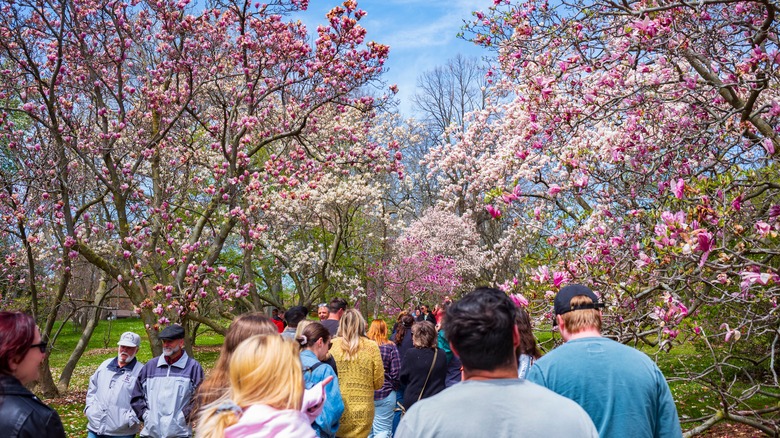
[44,318,225,436]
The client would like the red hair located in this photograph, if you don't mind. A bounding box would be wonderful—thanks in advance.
[0,312,37,374]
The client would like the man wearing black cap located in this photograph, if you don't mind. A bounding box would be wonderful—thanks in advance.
[131,325,204,438]
[527,284,682,438]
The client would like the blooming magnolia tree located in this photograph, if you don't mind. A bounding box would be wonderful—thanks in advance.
[426,0,780,433]
[245,107,401,310]
[0,0,397,392]
[369,207,486,312]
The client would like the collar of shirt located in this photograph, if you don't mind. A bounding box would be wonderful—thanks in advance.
[156,350,189,369]
[107,357,138,373]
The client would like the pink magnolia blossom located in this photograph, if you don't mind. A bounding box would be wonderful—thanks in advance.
[509,293,529,308]
[485,204,502,219]
[672,178,685,199]
[754,221,771,237]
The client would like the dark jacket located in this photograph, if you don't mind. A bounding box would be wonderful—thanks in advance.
[399,347,447,411]
[0,374,66,438]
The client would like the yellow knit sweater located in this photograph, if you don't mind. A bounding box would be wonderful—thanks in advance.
[330,337,384,438]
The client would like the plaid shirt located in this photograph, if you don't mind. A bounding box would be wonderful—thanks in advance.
[375,342,401,400]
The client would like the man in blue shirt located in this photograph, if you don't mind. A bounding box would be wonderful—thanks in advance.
[527,284,682,438]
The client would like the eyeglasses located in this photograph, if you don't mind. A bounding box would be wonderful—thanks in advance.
[30,341,49,354]
[317,303,327,308]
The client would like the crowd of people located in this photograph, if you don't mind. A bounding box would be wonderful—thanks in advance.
[0,284,683,437]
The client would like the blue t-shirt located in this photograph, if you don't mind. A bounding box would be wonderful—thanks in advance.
[527,336,682,438]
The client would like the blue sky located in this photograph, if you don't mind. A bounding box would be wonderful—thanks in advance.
[296,0,493,116]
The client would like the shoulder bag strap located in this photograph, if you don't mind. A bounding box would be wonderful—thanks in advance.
[417,348,438,401]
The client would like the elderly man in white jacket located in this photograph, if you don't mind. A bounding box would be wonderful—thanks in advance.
[85,331,144,438]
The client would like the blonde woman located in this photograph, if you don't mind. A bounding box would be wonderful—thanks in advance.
[366,320,400,438]
[330,309,384,438]
[194,313,279,415]
[196,334,327,438]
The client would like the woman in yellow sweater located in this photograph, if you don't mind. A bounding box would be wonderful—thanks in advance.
[330,309,384,438]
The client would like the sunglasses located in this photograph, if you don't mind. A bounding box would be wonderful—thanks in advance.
[30,341,49,354]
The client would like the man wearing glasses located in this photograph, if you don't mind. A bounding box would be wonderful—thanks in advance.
[85,331,144,438]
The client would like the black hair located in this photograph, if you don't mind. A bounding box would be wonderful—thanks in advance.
[327,297,348,314]
[394,314,415,346]
[446,287,518,371]
[284,306,308,328]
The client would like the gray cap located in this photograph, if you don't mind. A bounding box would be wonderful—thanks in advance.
[158,324,185,340]
[117,331,141,347]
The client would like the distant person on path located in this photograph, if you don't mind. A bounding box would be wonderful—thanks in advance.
[395,288,597,438]
[415,305,435,324]
[131,324,204,438]
[321,297,347,338]
[0,311,66,438]
[271,308,286,333]
[527,284,682,438]
[317,304,329,322]
[86,331,144,438]
[282,306,308,341]
[329,309,384,438]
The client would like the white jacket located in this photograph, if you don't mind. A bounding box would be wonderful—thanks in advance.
[85,357,144,436]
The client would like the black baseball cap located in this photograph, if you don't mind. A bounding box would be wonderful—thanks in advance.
[553,284,604,325]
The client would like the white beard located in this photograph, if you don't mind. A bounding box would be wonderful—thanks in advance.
[118,352,136,365]
[162,346,181,357]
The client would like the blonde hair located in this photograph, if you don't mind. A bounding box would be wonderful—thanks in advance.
[195,313,278,413]
[367,319,391,346]
[560,295,602,333]
[337,309,367,361]
[196,334,304,438]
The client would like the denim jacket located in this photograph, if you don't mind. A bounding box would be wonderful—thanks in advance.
[300,350,344,438]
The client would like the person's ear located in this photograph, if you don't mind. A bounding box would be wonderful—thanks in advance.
[449,341,460,359]
[8,355,21,372]
[556,315,567,336]
[512,324,521,348]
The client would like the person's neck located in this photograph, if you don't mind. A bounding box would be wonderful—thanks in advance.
[327,315,340,321]
[565,329,602,341]
[463,365,518,381]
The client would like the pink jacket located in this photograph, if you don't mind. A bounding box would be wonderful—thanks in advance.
[224,381,326,438]
[224,404,316,438]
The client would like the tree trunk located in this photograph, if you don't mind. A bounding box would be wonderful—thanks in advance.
[142,308,163,357]
[56,273,111,392]
[36,250,72,398]
[35,354,59,398]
